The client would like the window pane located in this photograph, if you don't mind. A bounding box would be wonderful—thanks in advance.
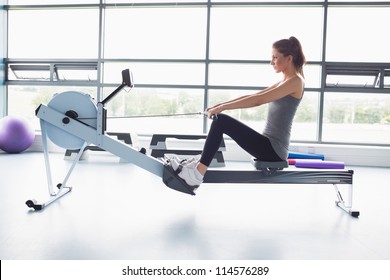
[8,64,51,81]
[103,87,204,134]
[8,9,99,59]
[7,86,97,130]
[103,62,204,85]
[327,7,390,62]
[7,63,98,82]
[104,8,207,59]
[330,0,389,1]
[209,7,323,61]
[294,92,319,142]
[212,0,322,2]
[322,93,390,144]
[208,89,268,131]
[208,63,321,89]
[208,64,279,87]
[326,74,377,88]
[8,0,98,4]
[385,71,390,88]
[207,90,318,141]
[304,65,322,88]
[105,0,206,2]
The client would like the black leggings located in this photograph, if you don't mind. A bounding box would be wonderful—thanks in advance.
[200,114,282,167]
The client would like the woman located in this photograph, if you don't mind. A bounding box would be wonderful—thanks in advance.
[170,36,306,190]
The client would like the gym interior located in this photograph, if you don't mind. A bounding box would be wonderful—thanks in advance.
[1,1,390,262]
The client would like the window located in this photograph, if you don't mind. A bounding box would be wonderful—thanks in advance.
[7,62,98,82]
[326,7,390,63]
[103,87,205,134]
[294,92,319,142]
[4,1,390,146]
[324,63,390,90]
[209,7,323,61]
[104,0,206,3]
[8,0,98,3]
[208,63,321,89]
[104,7,207,59]
[384,70,390,88]
[7,85,97,128]
[326,68,378,88]
[103,62,204,86]
[208,89,319,142]
[8,9,99,59]
[322,92,390,144]
[208,63,278,88]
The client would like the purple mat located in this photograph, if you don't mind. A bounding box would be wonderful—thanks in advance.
[295,160,345,169]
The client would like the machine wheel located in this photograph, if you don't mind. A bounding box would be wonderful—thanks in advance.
[45,91,98,150]
[25,199,43,211]
[351,211,360,218]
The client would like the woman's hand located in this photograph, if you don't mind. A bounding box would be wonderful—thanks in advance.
[205,105,224,119]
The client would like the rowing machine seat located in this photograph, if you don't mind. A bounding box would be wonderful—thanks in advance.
[251,158,289,174]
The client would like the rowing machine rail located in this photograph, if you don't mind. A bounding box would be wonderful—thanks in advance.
[26,69,359,217]
[202,168,358,217]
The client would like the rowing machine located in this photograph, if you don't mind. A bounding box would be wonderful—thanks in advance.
[26,69,359,217]
[27,69,166,210]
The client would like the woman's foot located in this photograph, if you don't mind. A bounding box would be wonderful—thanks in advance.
[168,155,200,167]
[168,157,203,187]
[176,161,204,187]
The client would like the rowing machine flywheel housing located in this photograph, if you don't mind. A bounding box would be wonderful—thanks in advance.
[46,91,97,149]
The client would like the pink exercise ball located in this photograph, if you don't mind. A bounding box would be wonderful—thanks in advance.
[0,116,35,153]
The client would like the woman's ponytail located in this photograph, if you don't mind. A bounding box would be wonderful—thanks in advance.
[273,36,306,77]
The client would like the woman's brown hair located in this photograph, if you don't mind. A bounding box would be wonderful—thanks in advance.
[273,36,306,77]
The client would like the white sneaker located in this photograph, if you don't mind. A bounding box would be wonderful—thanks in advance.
[167,155,200,172]
[177,161,204,187]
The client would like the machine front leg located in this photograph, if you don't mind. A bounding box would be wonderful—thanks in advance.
[25,120,88,211]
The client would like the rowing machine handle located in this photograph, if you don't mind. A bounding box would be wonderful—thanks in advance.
[101,69,133,105]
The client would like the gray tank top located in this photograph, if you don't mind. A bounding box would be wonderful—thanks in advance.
[262,94,302,160]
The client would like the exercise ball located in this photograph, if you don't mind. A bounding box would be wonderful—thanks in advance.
[0,116,35,153]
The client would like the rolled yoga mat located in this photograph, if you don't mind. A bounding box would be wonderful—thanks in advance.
[288,152,325,160]
[289,158,322,166]
[288,158,296,165]
[295,159,345,169]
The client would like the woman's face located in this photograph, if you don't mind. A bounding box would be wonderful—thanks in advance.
[270,48,291,73]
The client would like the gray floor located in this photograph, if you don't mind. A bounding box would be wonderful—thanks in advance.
[1,151,389,260]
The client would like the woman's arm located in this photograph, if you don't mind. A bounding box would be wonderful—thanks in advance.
[206,76,303,118]
[206,82,280,111]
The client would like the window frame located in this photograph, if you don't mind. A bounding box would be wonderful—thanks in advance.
[3,1,390,147]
